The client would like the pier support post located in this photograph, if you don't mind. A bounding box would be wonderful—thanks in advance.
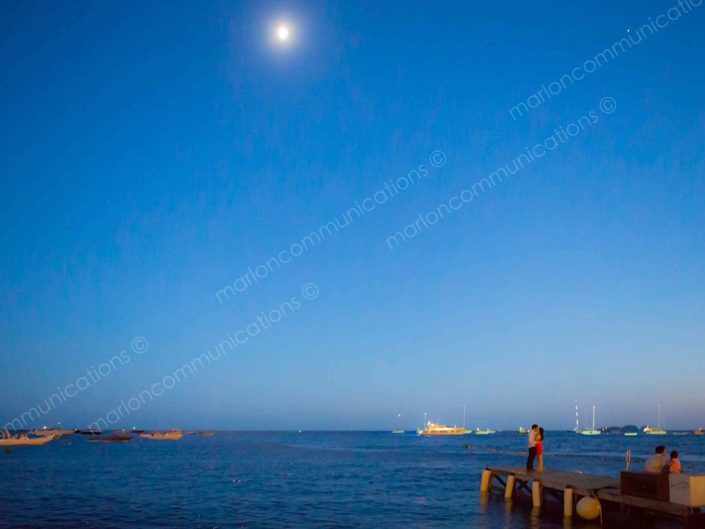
[532,481,541,508]
[480,470,492,492]
[563,487,573,517]
[504,475,516,499]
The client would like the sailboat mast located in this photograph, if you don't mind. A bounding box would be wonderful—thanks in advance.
[463,405,466,429]
[657,404,662,428]
[592,405,596,430]
[575,400,579,432]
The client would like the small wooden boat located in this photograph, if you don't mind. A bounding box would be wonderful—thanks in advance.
[31,427,75,437]
[139,430,183,440]
[88,435,132,443]
[0,432,56,447]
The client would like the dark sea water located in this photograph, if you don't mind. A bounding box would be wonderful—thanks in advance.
[2,431,704,528]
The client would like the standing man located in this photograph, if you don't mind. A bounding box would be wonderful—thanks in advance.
[526,424,539,471]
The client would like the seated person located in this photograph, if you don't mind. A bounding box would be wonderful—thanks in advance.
[644,445,667,473]
[669,450,682,474]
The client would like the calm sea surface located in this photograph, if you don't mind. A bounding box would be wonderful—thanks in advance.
[2,431,704,528]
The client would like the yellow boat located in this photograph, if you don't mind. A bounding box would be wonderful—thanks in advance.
[139,430,183,440]
[31,427,75,437]
[0,432,56,447]
[417,421,470,436]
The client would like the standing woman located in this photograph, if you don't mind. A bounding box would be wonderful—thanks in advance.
[536,427,545,472]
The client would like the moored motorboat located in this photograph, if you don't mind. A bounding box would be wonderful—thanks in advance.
[623,425,639,436]
[417,421,470,436]
[475,428,496,435]
[139,430,183,440]
[694,428,705,436]
[518,426,528,434]
[78,429,102,435]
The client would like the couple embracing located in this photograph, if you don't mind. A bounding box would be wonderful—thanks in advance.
[526,424,545,472]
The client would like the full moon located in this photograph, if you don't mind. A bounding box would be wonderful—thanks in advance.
[276,25,290,41]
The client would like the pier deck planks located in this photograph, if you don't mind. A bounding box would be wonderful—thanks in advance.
[486,467,696,518]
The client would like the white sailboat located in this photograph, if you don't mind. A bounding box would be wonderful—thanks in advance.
[644,405,667,435]
[578,405,601,435]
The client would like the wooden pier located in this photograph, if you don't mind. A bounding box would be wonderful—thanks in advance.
[481,467,704,527]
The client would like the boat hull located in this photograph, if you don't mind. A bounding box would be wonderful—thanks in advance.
[0,436,55,446]
[418,432,470,436]
[139,432,183,440]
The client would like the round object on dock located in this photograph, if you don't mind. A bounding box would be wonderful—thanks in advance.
[576,497,601,520]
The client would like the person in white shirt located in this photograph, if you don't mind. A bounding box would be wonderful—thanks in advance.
[526,424,539,471]
[644,445,667,473]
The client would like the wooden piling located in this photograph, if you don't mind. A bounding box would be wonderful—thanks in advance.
[480,469,492,492]
[563,487,573,517]
[532,481,541,508]
[504,474,516,499]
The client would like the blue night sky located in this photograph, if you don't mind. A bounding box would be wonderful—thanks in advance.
[1,1,704,431]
